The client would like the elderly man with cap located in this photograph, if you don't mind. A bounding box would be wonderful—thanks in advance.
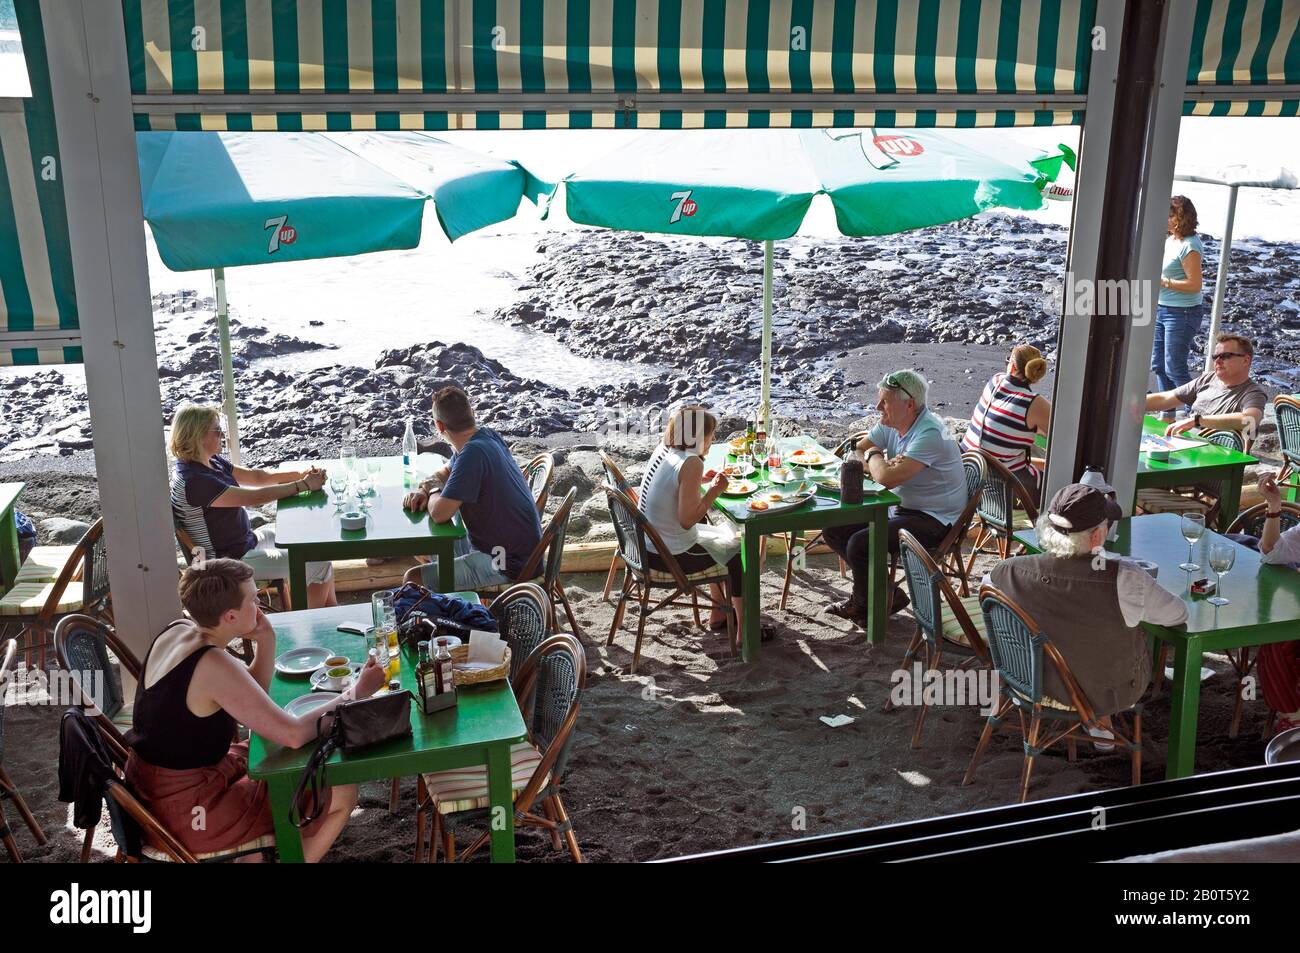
[824,369,968,625]
[987,483,1187,747]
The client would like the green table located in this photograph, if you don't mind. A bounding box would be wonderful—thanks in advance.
[0,483,24,596]
[275,454,466,609]
[1015,513,1300,779]
[704,440,900,659]
[247,601,527,863]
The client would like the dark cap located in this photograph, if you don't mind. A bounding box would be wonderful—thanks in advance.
[1046,483,1122,532]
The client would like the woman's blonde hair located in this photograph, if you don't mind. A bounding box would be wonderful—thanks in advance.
[1011,344,1048,384]
[169,402,222,463]
[662,404,718,454]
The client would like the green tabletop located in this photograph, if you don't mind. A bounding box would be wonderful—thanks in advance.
[0,482,25,597]
[275,454,467,608]
[704,438,900,658]
[248,601,527,862]
[1014,512,1300,779]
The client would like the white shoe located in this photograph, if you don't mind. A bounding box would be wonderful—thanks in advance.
[1087,726,1116,752]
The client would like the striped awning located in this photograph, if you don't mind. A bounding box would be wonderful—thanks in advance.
[0,2,78,367]
[1185,0,1300,116]
[125,0,1095,131]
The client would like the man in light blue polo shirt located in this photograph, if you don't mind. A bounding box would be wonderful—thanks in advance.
[824,369,968,625]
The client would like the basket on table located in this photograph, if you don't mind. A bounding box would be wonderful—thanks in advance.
[448,643,511,687]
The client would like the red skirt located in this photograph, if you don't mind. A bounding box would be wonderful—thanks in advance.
[1259,640,1300,715]
[125,742,331,855]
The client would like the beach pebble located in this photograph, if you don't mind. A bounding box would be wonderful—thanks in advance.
[40,517,90,543]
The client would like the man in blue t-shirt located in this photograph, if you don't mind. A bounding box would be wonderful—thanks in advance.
[402,386,542,589]
[823,369,968,626]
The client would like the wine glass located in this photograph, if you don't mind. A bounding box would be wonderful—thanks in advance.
[340,439,356,475]
[1207,543,1235,606]
[1180,513,1205,572]
[328,471,348,509]
[355,469,373,508]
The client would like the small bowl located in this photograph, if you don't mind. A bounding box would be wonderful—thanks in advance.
[340,511,367,530]
[322,665,353,691]
[1149,449,1171,463]
[1265,726,1300,765]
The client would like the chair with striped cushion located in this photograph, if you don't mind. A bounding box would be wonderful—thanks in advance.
[1,639,47,862]
[0,519,113,669]
[602,483,735,674]
[886,530,991,748]
[963,450,1040,575]
[521,452,555,516]
[1134,429,1245,525]
[415,634,586,863]
[962,585,1143,803]
[13,545,76,585]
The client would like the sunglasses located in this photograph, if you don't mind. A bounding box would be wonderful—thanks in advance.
[882,374,915,402]
[1212,351,1246,362]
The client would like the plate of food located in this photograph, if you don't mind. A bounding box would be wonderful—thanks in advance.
[727,436,749,454]
[749,485,814,513]
[814,476,886,494]
[721,479,758,497]
[787,448,832,467]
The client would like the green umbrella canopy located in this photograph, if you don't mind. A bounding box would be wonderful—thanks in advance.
[546,128,1074,238]
[138,131,549,271]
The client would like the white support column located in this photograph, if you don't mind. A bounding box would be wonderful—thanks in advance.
[1203,185,1238,374]
[41,1,181,657]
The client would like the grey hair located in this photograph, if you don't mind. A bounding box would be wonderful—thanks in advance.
[878,369,929,408]
[1034,513,1101,558]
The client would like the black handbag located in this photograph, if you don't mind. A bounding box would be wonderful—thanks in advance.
[289,691,413,828]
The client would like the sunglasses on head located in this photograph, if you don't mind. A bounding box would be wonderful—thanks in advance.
[882,374,915,402]
[1212,351,1246,362]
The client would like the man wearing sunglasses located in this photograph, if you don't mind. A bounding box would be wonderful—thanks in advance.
[1145,333,1266,442]
[823,370,967,624]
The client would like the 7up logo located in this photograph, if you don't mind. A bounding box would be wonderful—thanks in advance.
[264,214,298,254]
[669,189,698,224]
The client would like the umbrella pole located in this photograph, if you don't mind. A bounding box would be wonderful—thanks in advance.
[1202,185,1237,374]
[762,239,773,434]
[213,267,242,465]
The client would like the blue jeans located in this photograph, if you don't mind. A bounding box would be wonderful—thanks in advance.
[1150,303,1205,394]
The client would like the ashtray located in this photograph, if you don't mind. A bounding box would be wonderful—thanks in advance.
[1149,449,1171,463]
[340,511,367,530]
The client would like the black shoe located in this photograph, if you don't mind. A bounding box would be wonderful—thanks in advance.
[889,587,910,616]
[827,600,870,626]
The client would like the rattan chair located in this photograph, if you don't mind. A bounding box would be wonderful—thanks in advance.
[603,483,736,674]
[963,450,1040,574]
[0,639,47,862]
[887,532,991,748]
[0,519,113,669]
[1134,428,1245,525]
[415,634,586,863]
[1273,396,1300,496]
[599,450,639,603]
[174,523,289,612]
[487,582,553,685]
[521,452,556,516]
[962,585,1143,802]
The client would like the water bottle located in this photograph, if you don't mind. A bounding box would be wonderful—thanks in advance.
[1079,466,1119,541]
[402,418,417,481]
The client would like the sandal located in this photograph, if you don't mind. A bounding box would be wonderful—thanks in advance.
[708,617,729,632]
[1087,725,1116,752]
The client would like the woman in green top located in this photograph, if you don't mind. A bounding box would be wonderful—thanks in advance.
[1149,196,1205,416]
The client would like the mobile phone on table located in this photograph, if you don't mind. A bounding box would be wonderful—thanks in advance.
[337,622,369,635]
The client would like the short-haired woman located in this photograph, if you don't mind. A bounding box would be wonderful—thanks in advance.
[962,344,1052,501]
[637,405,750,640]
[125,559,386,861]
[1150,195,1205,416]
[169,402,337,609]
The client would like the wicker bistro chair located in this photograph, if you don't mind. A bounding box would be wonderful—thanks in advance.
[1,639,47,862]
[174,523,289,612]
[1134,429,1245,525]
[963,450,1040,575]
[521,452,556,516]
[603,484,736,674]
[1274,396,1300,497]
[0,518,114,669]
[415,634,586,863]
[487,582,553,685]
[887,532,991,748]
[599,450,639,603]
[962,586,1143,803]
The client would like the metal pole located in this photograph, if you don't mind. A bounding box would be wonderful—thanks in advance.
[1203,185,1238,373]
[761,239,773,434]
[213,267,242,464]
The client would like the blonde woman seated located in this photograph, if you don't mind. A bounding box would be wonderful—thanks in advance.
[125,559,386,861]
[962,344,1051,500]
[638,405,753,638]
[169,402,337,608]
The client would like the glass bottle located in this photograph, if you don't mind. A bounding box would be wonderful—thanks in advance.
[415,641,435,711]
[433,637,453,695]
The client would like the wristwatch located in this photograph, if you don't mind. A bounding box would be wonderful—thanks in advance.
[1193,412,1202,429]
[865,448,885,462]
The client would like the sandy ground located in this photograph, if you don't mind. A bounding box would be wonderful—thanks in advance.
[1,550,1271,864]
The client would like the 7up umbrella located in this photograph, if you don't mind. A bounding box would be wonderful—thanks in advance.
[546,128,1074,429]
[138,130,547,462]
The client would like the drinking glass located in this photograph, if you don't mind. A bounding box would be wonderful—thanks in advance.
[340,440,357,475]
[366,459,381,490]
[765,437,782,472]
[355,470,373,507]
[329,472,348,509]
[371,591,396,632]
[1207,543,1236,606]
[1180,513,1205,572]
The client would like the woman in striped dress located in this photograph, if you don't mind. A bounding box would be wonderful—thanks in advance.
[962,345,1052,500]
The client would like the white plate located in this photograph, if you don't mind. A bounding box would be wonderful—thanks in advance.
[275,646,332,678]
[311,662,361,692]
[285,692,339,718]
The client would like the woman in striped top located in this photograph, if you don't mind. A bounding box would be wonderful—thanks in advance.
[962,345,1052,498]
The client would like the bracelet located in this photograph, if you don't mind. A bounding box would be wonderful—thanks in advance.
[1267,510,1282,519]
[294,479,304,493]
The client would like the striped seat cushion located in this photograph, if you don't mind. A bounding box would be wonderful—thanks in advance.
[0,582,82,617]
[1135,489,1212,514]
[141,833,276,863]
[646,565,729,585]
[421,741,548,816]
[939,595,989,646]
[15,546,76,584]
[1010,688,1075,711]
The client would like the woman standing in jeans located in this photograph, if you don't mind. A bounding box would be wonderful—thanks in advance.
[1150,196,1205,417]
